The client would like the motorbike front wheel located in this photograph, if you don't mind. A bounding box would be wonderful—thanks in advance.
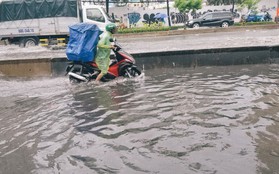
[122,66,141,78]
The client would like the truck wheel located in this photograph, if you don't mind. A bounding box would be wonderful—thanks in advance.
[19,37,39,47]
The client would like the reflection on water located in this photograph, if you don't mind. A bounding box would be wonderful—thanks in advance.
[0,64,279,174]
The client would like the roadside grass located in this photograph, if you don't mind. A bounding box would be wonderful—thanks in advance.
[117,22,182,34]
[234,21,276,26]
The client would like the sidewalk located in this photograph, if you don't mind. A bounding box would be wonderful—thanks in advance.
[117,25,279,54]
[0,24,279,61]
[0,25,279,76]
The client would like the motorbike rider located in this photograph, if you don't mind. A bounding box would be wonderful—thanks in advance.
[264,12,272,21]
[95,23,117,82]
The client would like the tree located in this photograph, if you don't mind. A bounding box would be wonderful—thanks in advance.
[206,0,243,12]
[239,0,260,11]
[207,0,243,6]
[174,0,202,13]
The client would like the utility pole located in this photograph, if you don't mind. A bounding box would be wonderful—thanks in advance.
[232,0,234,12]
[275,0,279,23]
[106,0,109,14]
[166,0,171,27]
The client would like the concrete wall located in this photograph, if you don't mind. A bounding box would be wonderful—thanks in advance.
[0,59,51,77]
[2,45,279,77]
[133,46,277,69]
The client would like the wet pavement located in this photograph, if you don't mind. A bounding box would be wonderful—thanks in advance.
[0,28,279,61]
[118,28,279,54]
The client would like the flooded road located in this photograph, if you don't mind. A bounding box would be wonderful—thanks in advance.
[1,64,279,174]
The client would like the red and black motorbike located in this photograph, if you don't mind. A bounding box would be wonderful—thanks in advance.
[65,39,141,83]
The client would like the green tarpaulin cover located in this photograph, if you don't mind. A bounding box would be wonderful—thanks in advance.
[0,0,77,22]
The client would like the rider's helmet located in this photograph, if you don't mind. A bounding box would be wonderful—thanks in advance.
[105,23,117,34]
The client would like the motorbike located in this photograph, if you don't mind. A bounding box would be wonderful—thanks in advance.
[264,12,272,22]
[65,39,141,83]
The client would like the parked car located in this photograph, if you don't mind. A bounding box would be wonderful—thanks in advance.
[186,11,234,28]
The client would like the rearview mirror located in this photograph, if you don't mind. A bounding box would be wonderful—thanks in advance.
[109,38,116,42]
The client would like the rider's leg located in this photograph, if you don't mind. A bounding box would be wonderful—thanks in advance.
[96,73,104,81]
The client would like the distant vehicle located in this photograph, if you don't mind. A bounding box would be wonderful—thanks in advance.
[244,11,264,22]
[0,0,114,47]
[244,11,272,22]
[185,11,234,28]
[264,12,273,21]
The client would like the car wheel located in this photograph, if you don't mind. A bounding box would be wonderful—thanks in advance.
[192,23,200,28]
[221,22,229,28]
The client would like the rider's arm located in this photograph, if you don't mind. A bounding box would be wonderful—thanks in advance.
[97,33,112,49]
[97,43,111,49]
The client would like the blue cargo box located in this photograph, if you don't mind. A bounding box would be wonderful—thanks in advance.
[66,23,102,62]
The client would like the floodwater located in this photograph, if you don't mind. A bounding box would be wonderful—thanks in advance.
[0,64,279,174]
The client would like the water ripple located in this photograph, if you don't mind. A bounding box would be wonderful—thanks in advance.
[0,65,279,173]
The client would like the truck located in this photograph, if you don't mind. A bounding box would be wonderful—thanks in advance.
[0,0,114,47]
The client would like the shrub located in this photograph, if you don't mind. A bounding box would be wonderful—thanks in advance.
[234,21,276,26]
[118,22,171,34]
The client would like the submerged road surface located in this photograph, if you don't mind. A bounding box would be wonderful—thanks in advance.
[1,64,279,174]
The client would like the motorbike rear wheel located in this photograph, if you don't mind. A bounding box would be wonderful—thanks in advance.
[69,75,81,84]
[69,67,85,84]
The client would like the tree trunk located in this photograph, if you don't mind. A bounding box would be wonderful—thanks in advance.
[232,0,235,12]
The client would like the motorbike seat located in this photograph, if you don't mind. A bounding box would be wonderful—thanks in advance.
[110,59,118,66]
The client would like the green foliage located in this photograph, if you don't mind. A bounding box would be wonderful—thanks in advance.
[174,0,202,13]
[239,0,260,11]
[207,0,243,5]
[234,21,276,26]
[118,23,171,33]
[117,21,276,34]
[169,25,184,30]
